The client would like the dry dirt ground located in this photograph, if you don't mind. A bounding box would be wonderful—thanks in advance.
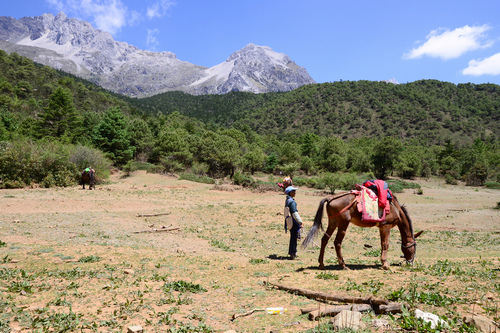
[0,171,499,332]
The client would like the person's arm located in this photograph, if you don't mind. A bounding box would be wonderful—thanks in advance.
[292,212,303,225]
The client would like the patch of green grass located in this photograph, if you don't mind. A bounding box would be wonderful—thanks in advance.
[345,278,384,295]
[209,239,234,252]
[0,240,6,247]
[388,283,467,307]
[249,258,268,264]
[163,280,207,293]
[47,297,72,307]
[315,272,339,280]
[7,281,33,294]
[157,295,193,306]
[78,255,102,263]
[364,248,381,257]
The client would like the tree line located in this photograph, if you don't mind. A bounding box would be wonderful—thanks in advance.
[0,50,498,189]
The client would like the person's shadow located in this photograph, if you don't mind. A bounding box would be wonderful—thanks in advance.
[267,254,292,260]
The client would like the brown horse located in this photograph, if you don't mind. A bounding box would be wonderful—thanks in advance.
[302,192,422,270]
[81,169,95,190]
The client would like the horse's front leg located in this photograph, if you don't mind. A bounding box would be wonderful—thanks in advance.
[333,220,350,269]
[379,226,391,270]
[319,221,337,270]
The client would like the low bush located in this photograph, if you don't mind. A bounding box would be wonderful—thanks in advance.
[232,172,255,187]
[387,179,421,193]
[485,182,500,190]
[178,173,216,184]
[122,161,162,175]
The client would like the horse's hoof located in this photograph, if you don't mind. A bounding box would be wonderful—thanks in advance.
[382,264,390,270]
[342,266,350,270]
[318,264,325,270]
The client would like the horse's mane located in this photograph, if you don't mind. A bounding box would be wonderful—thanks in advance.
[400,204,414,237]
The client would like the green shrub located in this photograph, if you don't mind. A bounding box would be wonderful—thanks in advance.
[190,162,209,176]
[178,173,215,184]
[232,172,255,187]
[387,179,421,193]
[485,182,500,190]
[445,173,458,185]
[292,177,308,186]
[320,172,358,194]
[122,161,162,175]
[69,145,111,178]
[0,139,110,188]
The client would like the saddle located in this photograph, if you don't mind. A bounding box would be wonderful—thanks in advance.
[352,182,391,223]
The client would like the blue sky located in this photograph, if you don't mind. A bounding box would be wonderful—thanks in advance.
[2,0,500,85]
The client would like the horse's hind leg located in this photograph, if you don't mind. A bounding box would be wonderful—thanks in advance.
[333,220,350,269]
[318,219,338,270]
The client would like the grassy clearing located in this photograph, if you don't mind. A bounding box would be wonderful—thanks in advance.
[0,172,498,332]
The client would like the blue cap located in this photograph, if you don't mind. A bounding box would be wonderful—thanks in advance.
[285,186,298,194]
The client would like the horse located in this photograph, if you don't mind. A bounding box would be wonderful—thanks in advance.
[81,169,95,190]
[302,191,422,270]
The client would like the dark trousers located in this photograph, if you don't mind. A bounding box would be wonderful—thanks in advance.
[288,222,299,256]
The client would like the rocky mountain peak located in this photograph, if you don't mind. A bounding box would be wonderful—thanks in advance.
[0,13,315,97]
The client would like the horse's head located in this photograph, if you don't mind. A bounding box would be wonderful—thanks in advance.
[401,230,423,264]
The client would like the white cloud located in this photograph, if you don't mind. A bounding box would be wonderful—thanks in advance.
[462,53,500,76]
[147,0,176,19]
[45,0,65,12]
[146,28,160,51]
[403,25,493,60]
[46,0,130,35]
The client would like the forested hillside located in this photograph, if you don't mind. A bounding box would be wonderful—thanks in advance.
[130,80,500,146]
[0,50,499,190]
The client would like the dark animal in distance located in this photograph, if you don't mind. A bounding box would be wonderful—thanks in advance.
[302,192,422,270]
[81,169,95,190]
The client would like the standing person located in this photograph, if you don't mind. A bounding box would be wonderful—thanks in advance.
[284,186,303,259]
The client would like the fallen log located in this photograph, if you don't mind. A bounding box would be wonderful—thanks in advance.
[231,308,264,321]
[137,212,171,217]
[303,302,403,321]
[264,281,389,306]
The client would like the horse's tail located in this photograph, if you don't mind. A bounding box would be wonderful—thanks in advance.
[302,198,328,249]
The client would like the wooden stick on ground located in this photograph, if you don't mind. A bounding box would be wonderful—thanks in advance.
[137,212,171,217]
[231,308,265,321]
[264,281,389,306]
[133,225,180,234]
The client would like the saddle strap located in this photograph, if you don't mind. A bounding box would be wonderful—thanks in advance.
[327,198,357,219]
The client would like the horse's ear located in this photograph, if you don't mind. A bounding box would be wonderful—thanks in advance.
[414,230,423,238]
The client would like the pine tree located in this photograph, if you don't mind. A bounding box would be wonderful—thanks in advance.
[93,107,134,165]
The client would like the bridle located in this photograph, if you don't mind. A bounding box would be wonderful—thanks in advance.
[401,240,417,264]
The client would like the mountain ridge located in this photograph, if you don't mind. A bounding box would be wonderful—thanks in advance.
[0,12,316,97]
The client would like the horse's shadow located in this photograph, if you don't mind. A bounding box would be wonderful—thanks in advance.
[296,263,386,272]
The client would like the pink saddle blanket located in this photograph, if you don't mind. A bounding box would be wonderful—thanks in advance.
[352,186,386,223]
